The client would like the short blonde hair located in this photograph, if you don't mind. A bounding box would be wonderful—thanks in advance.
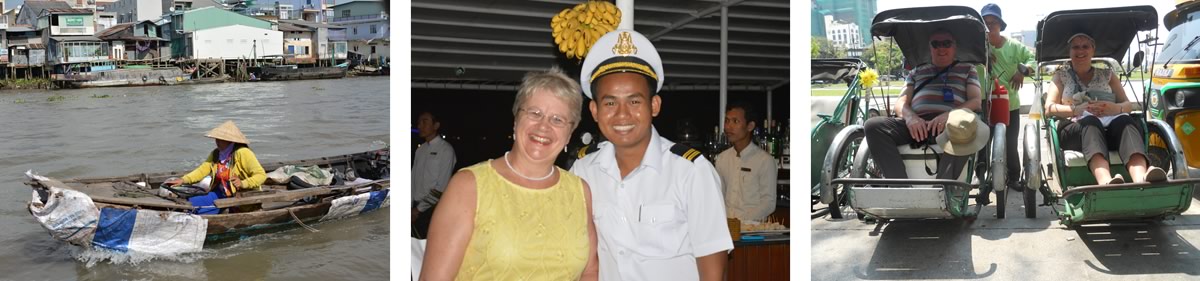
[513,66,584,130]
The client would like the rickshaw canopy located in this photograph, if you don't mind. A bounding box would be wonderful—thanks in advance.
[870,6,988,67]
[811,59,866,84]
[1035,5,1157,63]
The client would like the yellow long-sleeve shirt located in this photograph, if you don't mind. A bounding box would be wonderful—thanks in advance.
[181,146,267,193]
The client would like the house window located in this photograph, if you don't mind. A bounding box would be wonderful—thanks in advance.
[353,45,358,52]
[352,27,357,35]
[370,45,375,54]
[341,10,350,18]
[370,25,377,34]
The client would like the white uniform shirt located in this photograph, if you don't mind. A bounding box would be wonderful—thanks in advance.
[411,136,456,212]
[571,127,733,281]
[714,144,778,221]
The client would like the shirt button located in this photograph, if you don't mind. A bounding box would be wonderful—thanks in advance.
[619,250,626,255]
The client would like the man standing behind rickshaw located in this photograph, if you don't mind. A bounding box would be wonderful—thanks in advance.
[979,3,1035,191]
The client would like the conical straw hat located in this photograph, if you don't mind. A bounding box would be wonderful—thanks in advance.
[205,120,250,144]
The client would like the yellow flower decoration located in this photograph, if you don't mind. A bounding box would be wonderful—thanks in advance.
[859,68,879,88]
[551,1,622,60]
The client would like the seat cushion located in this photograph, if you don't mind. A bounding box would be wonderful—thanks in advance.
[1063,150,1125,167]
[896,144,969,181]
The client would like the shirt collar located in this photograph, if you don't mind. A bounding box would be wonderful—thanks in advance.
[735,142,762,158]
[596,126,665,178]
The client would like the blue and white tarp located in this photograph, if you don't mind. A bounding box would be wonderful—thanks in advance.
[321,189,390,221]
[29,186,100,247]
[92,208,208,254]
[27,171,208,255]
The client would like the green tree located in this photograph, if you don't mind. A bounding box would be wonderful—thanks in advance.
[861,39,904,78]
[812,40,819,57]
[812,37,846,59]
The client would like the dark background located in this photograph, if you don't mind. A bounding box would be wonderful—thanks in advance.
[412,84,790,170]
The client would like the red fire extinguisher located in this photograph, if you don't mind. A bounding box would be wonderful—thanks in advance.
[990,78,1010,126]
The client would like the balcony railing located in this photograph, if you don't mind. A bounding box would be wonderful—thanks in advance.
[331,13,387,23]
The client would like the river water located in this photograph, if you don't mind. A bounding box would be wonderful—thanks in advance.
[0,76,391,280]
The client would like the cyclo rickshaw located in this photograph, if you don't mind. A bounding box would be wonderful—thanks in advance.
[1022,6,1200,226]
[819,6,1010,221]
[810,58,878,218]
[1148,1,1200,181]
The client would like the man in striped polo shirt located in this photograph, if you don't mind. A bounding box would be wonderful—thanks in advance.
[864,29,984,179]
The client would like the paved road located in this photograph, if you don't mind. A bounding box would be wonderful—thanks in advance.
[813,194,1200,280]
[811,109,1200,280]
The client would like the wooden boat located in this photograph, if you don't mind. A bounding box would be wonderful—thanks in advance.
[25,149,390,253]
[251,65,348,81]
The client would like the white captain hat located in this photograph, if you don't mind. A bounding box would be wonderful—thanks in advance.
[579,29,665,99]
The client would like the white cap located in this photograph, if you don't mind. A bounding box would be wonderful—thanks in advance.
[579,29,665,99]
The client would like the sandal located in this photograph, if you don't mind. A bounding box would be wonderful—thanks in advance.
[1107,174,1125,185]
[1145,167,1168,183]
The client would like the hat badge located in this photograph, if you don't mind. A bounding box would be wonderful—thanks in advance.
[612,31,638,56]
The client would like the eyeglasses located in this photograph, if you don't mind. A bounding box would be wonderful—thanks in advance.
[929,40,955,49]
[519,108,573,128]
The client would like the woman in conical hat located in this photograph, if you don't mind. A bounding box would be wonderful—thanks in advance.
[165,120,268,199]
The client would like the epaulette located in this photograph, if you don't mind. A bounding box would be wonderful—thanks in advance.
[577,144,600,159]
[669,144,701,162]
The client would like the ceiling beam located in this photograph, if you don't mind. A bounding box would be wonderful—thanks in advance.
[411,47,555,59]
[646,0,748,41]
[411,2,555,18]
[656,47,788,59]
[412,35,546,47]
[412,18,549,33]
[657,35,788,47]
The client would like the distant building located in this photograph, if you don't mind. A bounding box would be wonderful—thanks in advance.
[280,19,346,63]
[96,19,169,60]
[168,6,282,59]
[41,8,107,65]
[811,2,825,38]
[1011,30,1037,50]
[814,0,876,46]
[825,15,863,50]
[329,0,386,63]
[107,0,164,23]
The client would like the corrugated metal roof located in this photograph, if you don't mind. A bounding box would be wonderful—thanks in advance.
[45,8,94,14]
[411,0,789,88]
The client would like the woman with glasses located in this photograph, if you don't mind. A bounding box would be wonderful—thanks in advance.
[421,67,600,281]
[864,29,984,179]
[1044,33,1166,184]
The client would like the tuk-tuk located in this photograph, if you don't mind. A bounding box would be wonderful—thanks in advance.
[1149,1,1200,180]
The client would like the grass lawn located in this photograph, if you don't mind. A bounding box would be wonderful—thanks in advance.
[811,87,904,96]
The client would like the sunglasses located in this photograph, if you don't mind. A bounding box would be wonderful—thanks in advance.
[929,40,955,49]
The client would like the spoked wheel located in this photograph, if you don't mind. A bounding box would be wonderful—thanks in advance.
[1022,123,1041,218]
[822,128,865,219]
[991,123,1008,219]
[849,140,877,221]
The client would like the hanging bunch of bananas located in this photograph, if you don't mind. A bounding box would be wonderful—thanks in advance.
[551,1,622,60]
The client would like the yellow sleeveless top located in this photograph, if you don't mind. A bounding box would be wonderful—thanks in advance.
[455,160,590,280]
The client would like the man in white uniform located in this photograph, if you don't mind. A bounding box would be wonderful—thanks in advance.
[412,111,456,224]
[571,29,733,281]
[715,102,777,221]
